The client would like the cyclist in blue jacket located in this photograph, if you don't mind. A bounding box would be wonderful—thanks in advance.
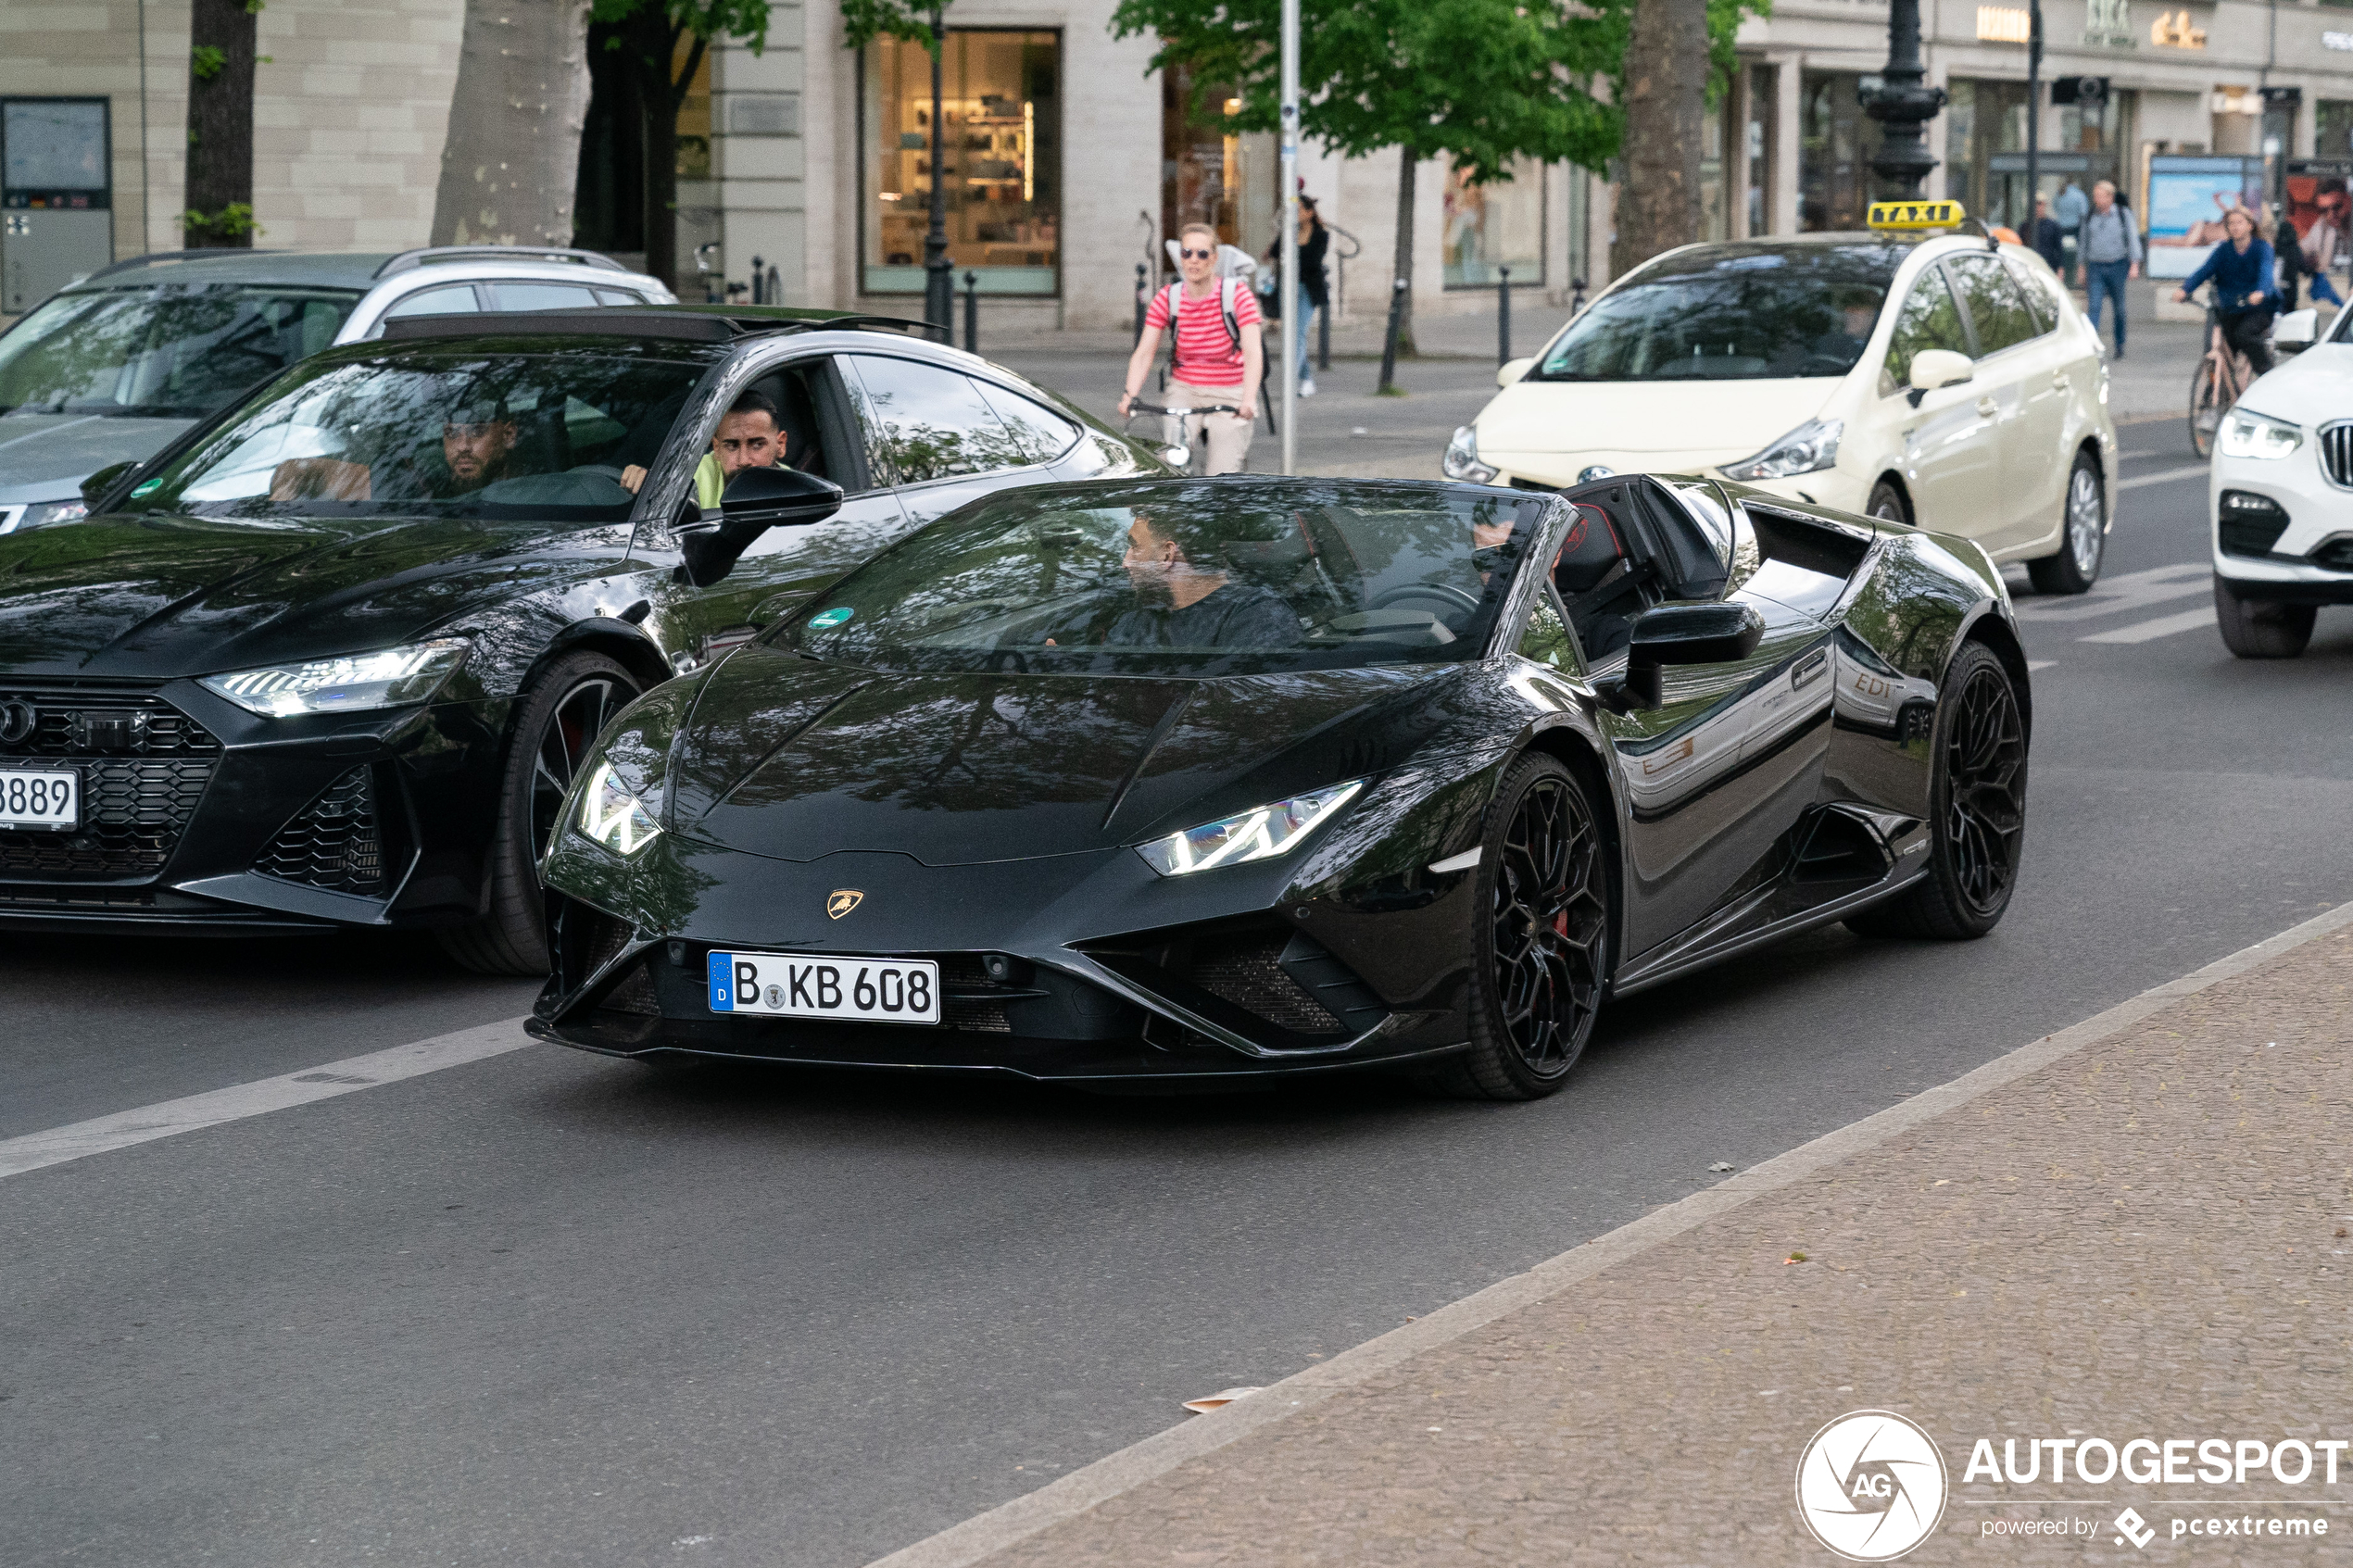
[2174,206,2280,376]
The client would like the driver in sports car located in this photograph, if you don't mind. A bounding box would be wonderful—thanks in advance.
[1097,509,1300,648]
[267,395,530,502]
[617,390,786,505]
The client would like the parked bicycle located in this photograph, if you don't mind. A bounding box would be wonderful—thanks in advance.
[2187,286,2265,459]
[1125,397,1244,476]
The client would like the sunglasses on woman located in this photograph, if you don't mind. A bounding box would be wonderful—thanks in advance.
[1179,247,1215,259]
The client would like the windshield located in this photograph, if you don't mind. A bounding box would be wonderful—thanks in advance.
[793,482,1546,678]
[0,284,362,418]
[1528,244,1905,383]
[118,347,709,522]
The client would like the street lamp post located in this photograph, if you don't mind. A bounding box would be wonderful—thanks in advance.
[923,4,954,341]
[1864,0,1948,201]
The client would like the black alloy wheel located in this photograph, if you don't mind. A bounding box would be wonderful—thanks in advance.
[438,650,640,976]
[1846,643,2026,941]
[1436,753,1611,1100]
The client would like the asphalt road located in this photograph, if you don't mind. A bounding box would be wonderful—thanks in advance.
[6,422,2352,1568]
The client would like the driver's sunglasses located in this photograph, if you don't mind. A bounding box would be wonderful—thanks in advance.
[1179,247,1215,259]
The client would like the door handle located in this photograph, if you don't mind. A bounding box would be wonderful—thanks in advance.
[1975,395,1999,419]
[2051,368,2071,388]
[1791,647,1829,689]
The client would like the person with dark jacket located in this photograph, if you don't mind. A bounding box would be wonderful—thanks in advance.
[2274,214,2306,310]
[2027,196,2066,273]
[2080,180,2142,358]
[2175,206,2280,377]
[1263,194,1331,397]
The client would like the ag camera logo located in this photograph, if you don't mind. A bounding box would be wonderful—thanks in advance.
[1796,1411,1949,1561]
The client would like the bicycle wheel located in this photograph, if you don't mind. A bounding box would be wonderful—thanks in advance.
[2188,358,2223,459]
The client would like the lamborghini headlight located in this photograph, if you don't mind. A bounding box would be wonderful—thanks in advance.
[200,638,470,718]
[1136,780,1364,876]
[2219,408,2301,460]
[572,760,663,857]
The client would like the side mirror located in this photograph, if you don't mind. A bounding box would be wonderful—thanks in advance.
[82,460,138,510]
[679,466,844,586]
[2273,308,2318,355]
[1907,348,1975,395]
[1497,356,1535,388]
[1601,602,1766,712]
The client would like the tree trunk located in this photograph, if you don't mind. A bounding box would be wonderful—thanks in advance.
[184,0,257,248]
[1391,145,1417,358]
[431,0,593,247]
[1611,0,1708,276]
[622,5,688,289]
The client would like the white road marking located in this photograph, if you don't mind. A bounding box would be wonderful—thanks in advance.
[2079,605,2218,644]
[2117,463,2208,491]
[2028,659,2057,671]
[2014,561,2208,622]
[0,1017,532,1181]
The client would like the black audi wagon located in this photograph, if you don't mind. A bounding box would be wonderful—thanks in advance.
[0,307,1169,971]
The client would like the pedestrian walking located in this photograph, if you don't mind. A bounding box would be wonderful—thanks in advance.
[2080,179,2143,359]
[2027,197,2065,275]
[1122,222,1265,475]
[1291,196,1330,397]
[2054,178,2091,285]
[2274,211,2307,311]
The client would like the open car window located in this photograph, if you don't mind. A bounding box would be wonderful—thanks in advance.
[789,482,1546,678]
[118,348,711,522]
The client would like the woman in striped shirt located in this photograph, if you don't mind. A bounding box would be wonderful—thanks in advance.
[1119,222,1265,474]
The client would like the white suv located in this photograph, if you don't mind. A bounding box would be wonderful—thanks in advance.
[0,245,673,533]
[2206,307,2353,657]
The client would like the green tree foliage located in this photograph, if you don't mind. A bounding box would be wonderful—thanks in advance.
[837,0,950,49]
[589,0,772,286]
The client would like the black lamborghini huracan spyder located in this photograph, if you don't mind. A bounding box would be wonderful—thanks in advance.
[531,473,2031,1097]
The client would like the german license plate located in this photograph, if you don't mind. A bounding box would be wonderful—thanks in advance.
[707,950,940,1026]
[0,767,77,832]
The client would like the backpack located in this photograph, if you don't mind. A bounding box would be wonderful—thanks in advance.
[1160,279,1244,379]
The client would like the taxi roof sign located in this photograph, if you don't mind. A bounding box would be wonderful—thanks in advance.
[1868,199,1966,232]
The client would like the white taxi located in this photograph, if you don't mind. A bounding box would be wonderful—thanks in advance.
[1444,216,2120,593]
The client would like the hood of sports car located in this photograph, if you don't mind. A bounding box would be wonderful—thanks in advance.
[0,512,619,678]
[673,646,1450,866]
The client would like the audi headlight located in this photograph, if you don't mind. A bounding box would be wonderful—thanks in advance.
[1442,425,1501,484]
[1136,780,1364,876]
[1721,417,1843,481]
[198,637,470,718]
[2219,408,2301,460]
[571,759,663,857]
[1,498,89,533]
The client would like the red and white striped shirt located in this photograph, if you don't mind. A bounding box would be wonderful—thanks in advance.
[1145,281,1262,386]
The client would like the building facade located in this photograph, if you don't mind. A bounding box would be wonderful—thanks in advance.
[7,0,2349,326]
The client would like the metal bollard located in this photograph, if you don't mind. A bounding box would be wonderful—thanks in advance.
[765,263,781,307]
[1135,263,1149,345]
[1568,275,1589,317]
[963,271,978,355]
[1497,265,1513,367]
[1376,277,1408,394]
[749,255,764,306]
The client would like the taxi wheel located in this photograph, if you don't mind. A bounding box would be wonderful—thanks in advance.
[439,651,641,976]
[1865,479,1910,525]
[2025,451,2104,595]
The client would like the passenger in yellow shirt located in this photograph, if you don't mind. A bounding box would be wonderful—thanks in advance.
[620,390,788,505]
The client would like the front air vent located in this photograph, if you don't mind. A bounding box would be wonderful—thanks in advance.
[2218,491,2291,558]
[1081,918,1388,1048]
[0,684,220,881]
[255,767,384,897]
[1190,929,1343,1035]
[2310,536,2353,571]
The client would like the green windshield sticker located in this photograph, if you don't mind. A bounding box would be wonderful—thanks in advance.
[807,606,854,630]
[131,479,162,497]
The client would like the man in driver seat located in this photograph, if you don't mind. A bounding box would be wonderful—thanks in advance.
[619,390,787,503]
[1101,509,1299,649]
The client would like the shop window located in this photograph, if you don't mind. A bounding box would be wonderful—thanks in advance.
[1944,78,2036,228]
[2320,100,2353,156]
[863,31,1060,296]
[1161,67,1270,260]
[1444,158,1545,287]
[1746,63,1777,235]
[1799,71,1884,231]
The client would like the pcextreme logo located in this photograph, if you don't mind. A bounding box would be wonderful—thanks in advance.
[1796,1411,1951,1562]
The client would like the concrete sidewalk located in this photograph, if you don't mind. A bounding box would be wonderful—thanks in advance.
[879,902,2353,1567]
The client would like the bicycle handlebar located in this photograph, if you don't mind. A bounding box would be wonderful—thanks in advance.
[1126,399,1243,417]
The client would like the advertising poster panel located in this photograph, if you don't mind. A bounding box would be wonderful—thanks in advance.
[2145,155,2265,279]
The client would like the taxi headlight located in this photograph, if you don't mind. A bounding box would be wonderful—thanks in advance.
[572,760,663,857]
[1137,780,1364,876]
[2219,408,2301,460]
[1443,425,1501,484]
[199,638,470,717]
[1721,417,1843,481]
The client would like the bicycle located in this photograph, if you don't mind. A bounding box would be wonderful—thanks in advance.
[2186,286,2269,459]
[1123,397,1244,475]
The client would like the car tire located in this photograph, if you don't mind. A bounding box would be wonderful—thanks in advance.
[1428,753,1611,1101]
[2025,450,2105,595]
[2212,576,2315,659]
[1844,643,2026,942]
[438,650,641,976]
[1865,478,1910,525]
